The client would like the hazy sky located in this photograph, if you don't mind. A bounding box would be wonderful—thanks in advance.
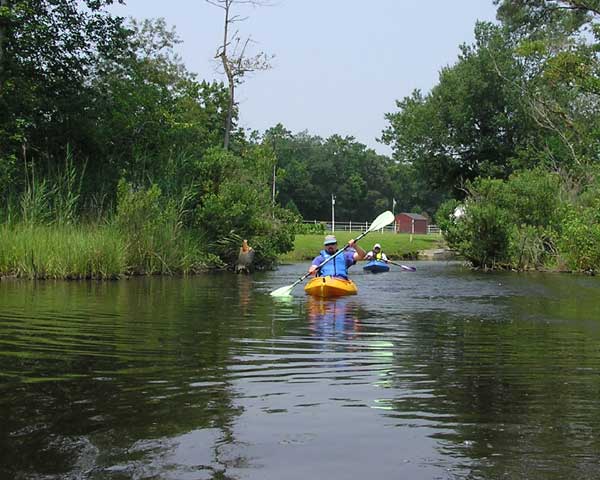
[109,0,499,155]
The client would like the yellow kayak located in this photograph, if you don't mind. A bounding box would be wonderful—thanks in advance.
[304,276,358,298]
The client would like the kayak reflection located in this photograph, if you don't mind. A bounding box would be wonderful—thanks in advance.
[306,296,362,339]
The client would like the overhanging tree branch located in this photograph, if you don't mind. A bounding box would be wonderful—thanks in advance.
[560,0,600,17]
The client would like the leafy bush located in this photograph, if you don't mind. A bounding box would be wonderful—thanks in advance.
[509,225,556,271]
[192,146,297,268]
[251,209,296,268]
[463,202,514,268]
[557,201,600,273]
[436,169,563,270]
[500,168,561,229]
[435,199,464,247]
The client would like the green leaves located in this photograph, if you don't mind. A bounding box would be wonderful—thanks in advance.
[264,126,398,220]
[437,169,563,270]
[384,23,527,200]
[558,202,600,272]
[495,1,600,168]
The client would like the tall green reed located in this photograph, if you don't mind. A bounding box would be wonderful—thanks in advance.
[18,146,84,226]
[0,224,125,279]
[1,150,214,279]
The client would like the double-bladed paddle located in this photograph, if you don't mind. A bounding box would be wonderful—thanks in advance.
[270,210,396,297]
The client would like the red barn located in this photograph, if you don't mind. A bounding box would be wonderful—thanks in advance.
[395,213,428,234]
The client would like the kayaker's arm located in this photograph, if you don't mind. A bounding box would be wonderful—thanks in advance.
[348,239,366,261]
[308,255,323,276]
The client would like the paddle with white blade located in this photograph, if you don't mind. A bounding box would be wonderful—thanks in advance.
[270,210,396,297]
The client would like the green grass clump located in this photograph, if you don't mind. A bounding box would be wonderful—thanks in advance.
[0,223,213,279]
[0,224,125,279]
[280,232,444,262]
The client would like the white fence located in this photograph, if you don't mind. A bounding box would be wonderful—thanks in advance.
[302,220,440,234]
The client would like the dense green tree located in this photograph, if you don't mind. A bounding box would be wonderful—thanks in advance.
[264,125,397,221]
[263,126,324,219]
[0,3,296,266]
[0,9,233,208]
[0,0,128,197]
[494,0,600,171]
[382,23,535,201]
[92,18,230,191]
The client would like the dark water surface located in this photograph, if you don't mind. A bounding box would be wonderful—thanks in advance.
[2,262,600,479]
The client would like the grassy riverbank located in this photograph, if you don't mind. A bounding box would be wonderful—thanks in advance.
[0,224,214,279]
[279,232,444,262]
[0,225,444,279]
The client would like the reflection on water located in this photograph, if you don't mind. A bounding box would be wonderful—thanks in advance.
[306,297,361,337]
[1,263,600,479]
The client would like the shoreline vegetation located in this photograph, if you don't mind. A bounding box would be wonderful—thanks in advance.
[0,223,217,280]
[3,2,600,280]
[0,226,444,280]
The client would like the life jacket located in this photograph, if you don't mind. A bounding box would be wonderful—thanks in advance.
[318,249,349,279]
[374,251,383,261]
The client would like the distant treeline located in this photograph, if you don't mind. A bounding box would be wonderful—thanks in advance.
[263,125,437,222]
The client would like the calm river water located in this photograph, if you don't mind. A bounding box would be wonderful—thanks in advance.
[2,261,600,479]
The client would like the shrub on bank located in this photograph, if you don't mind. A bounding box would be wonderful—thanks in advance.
[436,169,566,270]
[557,200,600,273]
[192,146,297,269]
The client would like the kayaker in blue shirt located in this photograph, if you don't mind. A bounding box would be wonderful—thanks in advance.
[365,243,388,262]
[308,234,366,279]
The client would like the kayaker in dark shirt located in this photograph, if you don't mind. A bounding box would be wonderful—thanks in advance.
[308,234,366,279]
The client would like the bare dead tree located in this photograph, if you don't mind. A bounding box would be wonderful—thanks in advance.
[206,0,273,150]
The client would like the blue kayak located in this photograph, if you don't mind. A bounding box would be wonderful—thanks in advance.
[363,260,390,273]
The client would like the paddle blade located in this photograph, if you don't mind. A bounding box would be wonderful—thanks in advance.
[387,260,417,272]
[368,210,395,232]
[270,284,294,297]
